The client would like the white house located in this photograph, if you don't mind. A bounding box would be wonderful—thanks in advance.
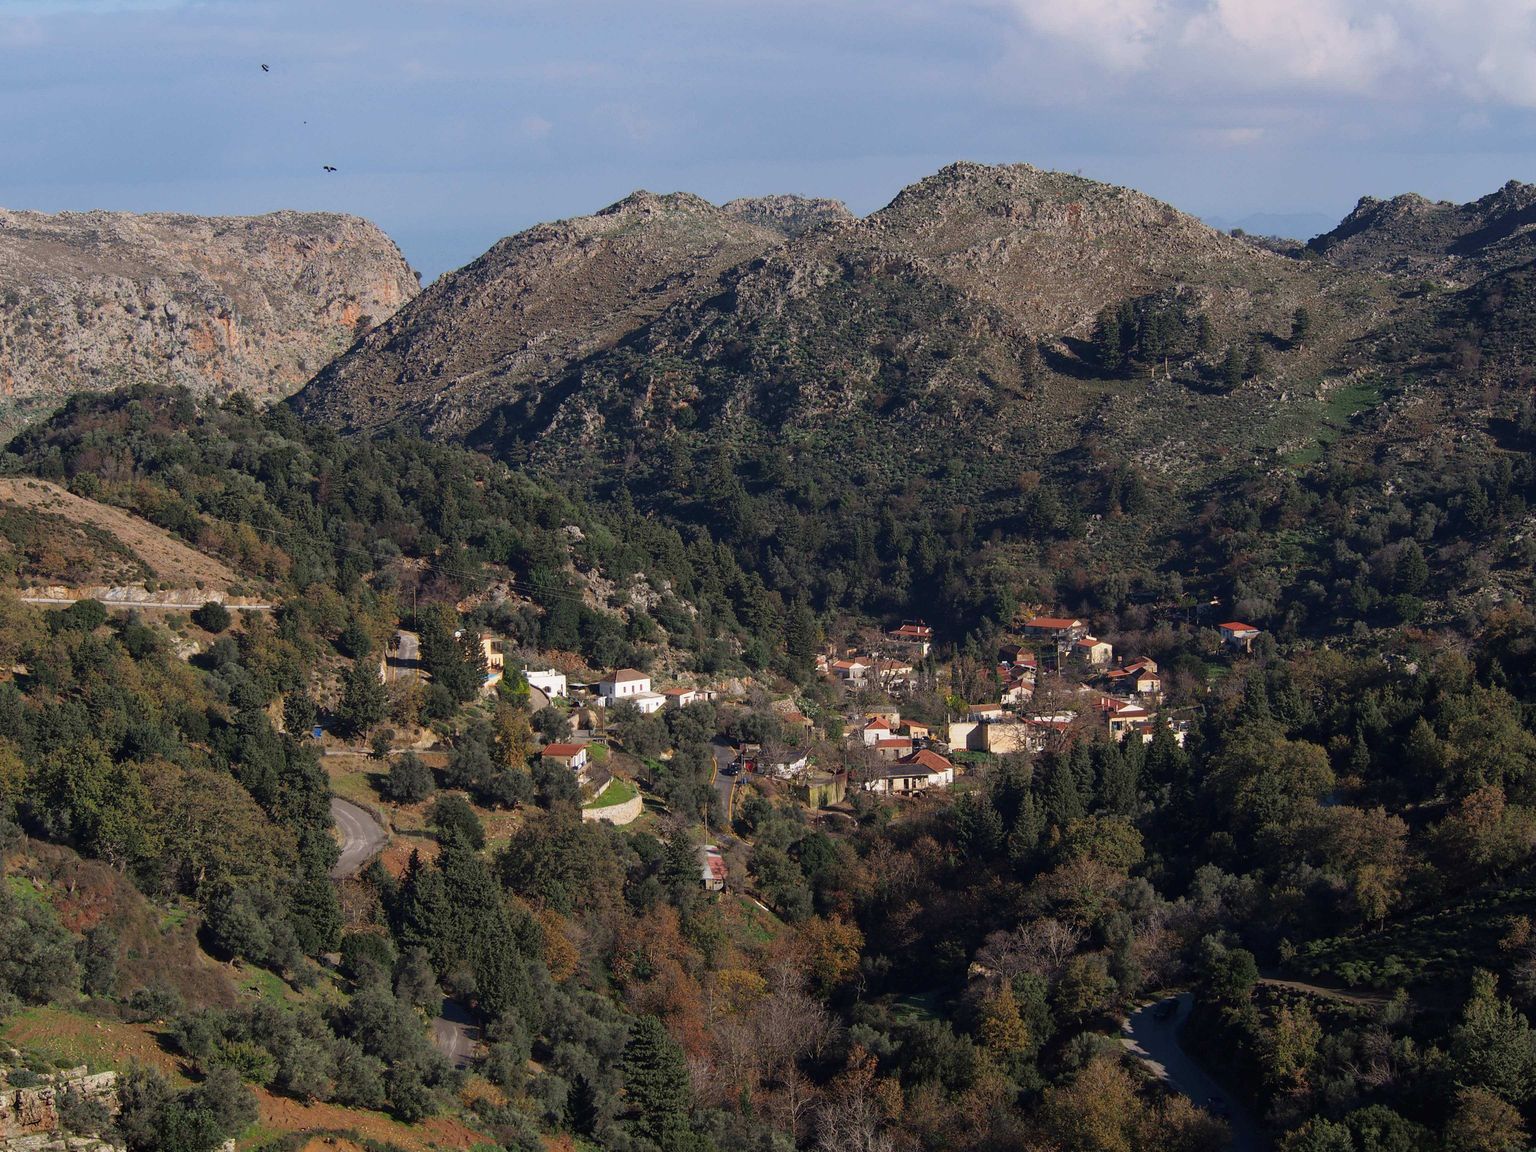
[665,687,700,709]
[1220,622,1261,652]
[600,668,652,699]
[861,716,895,746]
[631,692,667,715]
[864,749,954,795]
[1075,636,1114,667]
[542,742,590,775]
[525,668,568,698]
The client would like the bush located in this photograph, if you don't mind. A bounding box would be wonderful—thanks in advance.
[381,752,435,804]
[191,601,232,633]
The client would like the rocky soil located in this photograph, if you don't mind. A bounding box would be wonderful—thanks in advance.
[0,207,418,426]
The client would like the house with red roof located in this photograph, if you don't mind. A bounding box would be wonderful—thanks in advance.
[1024,616,1087,641]
[1219,622,1261,652]
[864,748,955,795]
[542,742,590,775]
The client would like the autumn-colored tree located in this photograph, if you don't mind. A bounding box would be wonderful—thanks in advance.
[976,982,1032,1073]
[1041,1054,1142,1152]
[1445,1086,1530,1152]
[796,916,864,997]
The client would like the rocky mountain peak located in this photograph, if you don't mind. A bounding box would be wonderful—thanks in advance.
[0,207,417,429]
[721,195,854,238]
[1311,181,1536,274]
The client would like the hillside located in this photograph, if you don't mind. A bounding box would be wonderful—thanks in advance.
[0,207,418,429]
[0,477,241,593]
[294,190,811,438]
[287,162,1536,642]
[294,162,1349,443]
[1309,179,1536,277]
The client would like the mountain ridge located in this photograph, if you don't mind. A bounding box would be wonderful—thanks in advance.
[0,206,418,428]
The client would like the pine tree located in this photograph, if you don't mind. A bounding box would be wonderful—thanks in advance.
[1041,755,1084,830]
[335,658,387,739]
[623,1015,693,1147]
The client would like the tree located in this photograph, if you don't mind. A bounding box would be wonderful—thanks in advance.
[1452,971,1536,1104]
[192,601,231,633]
[1446,1086,1530,1152]
[977,982,1032,1072]
[1291,306,1313,347]
[335,658,388,740]
[283,689,317,735]
[381,752,435,804]
[427,794,485,851]
[623,1015,694,1148]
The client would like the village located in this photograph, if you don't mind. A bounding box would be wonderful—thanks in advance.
[359,608,1267,894]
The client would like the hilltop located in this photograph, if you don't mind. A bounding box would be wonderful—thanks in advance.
[0,207,417,429]
[1310,179,1536,277]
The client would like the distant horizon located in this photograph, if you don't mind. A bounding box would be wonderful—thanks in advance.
[4,2,1534,282]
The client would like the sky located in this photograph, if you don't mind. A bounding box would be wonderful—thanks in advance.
[3,0,1536,281]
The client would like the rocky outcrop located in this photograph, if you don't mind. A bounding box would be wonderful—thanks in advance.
[721,195,854,238]
[0,1065,119,1148]
[0,208,418,425]
[1309,180,1536,276]
[292,162,1329,443]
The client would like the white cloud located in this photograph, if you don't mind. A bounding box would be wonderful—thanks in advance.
[1007,0,1166,69]
[991,0,1536,107]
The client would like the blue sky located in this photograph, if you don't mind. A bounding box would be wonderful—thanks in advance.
[4,0,1536,280]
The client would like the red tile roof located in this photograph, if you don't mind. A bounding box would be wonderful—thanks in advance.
[1219,622,1258,632]
[543,743,587,758]
[609,668,647,682]
[1026,616,1082,630]
[875,738,914,750]
[900,749,953,774]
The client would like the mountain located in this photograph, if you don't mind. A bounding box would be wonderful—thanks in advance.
[1309,180,1536,276]
[293,190,811,437]
[293,162,1346,445]
[288,161,1536,637]
[0,207,417,428]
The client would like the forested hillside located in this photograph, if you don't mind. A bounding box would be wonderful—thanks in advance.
[3,162,1536,1152]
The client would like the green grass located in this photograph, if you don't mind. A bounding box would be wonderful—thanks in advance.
[584,776,638,809]
[233,961,293,1004]
[6,874,49,907]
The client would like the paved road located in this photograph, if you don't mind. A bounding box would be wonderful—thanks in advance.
[710,741,737,824]
[388,629,421,683]
[329,797,389,879]
[432,998,480,1069]
[1121,994,1266,1152]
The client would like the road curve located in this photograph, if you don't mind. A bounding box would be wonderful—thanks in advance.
[1121,994,1266,1152]
[432,998,480,1068]
[330,797,389,879]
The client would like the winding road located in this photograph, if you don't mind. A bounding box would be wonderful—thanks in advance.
[433,998,481,1069]
[1121,994,1266,1152]
[329,797,389,879]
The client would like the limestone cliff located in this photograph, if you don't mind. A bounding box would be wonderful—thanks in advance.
[0,208,418,426]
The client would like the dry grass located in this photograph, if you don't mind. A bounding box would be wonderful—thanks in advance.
[0,478,238,592]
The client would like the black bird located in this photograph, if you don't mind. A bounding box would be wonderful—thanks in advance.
[260,63,269,72]
[323,165,337,173]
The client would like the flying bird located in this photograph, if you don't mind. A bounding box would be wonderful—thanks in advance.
[260,64,269,72]
[323,165,337,173]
